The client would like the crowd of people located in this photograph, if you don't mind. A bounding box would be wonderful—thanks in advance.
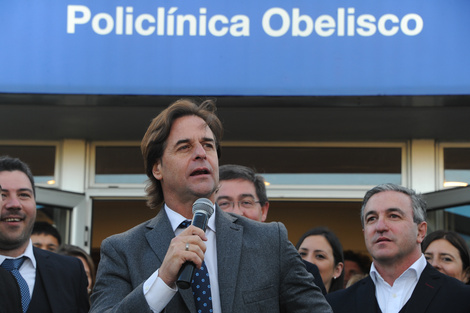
[1,98,470,312]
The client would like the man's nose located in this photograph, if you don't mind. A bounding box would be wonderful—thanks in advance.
[231,204,245,215]
[375,217,389,231]
[193,143,207,159]
[4,196,21,209]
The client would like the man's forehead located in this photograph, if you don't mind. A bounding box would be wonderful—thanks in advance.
[0,170,33,189]
[219,179,256,196]
[220,178,255,189]
[169,116,214,137]
[365,191,412,212]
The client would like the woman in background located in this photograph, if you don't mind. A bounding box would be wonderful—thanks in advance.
[422,230,470,284]
[58,244,96,295]
[296,227,344,293]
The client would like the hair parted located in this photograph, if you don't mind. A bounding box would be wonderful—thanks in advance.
[219,164,268,206]
[360,183,427,227]
[422,230,470,283]
[295,226,345,293]
[0,155,36,197]
[141,98,223,209]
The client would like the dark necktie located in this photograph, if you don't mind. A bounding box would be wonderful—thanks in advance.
[1,257,30,313]
[178,220,214,313]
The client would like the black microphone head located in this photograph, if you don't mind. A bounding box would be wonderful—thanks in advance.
[192,198,214,217]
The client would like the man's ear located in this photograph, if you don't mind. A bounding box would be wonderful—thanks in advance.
[417,221,427,244]
[152,161,162,180]
[260,202,269,222]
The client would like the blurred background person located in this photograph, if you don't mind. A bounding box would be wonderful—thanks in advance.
[343,250,371,288]
[58,244,96,295]
[422,230,470,284]
[296,227,344,293]
[217,164,269,222]
[30,221,61,252]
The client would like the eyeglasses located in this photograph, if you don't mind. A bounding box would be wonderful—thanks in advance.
[217,199,261,210]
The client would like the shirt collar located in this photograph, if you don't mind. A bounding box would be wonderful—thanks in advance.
[164,203,216,233]
[0,239,37,269]
[370,254,427,285]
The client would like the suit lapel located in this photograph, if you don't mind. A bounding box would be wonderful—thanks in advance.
[401,264,442,313]
[356,276,380,313]
[34,248,61,313]
[215,207,243,313]
[144,208,174,264]
[144,207,196,313]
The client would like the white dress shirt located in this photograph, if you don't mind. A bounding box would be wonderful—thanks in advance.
[0,239,36,298]
[370,254,427,313]
[144,204,221,313]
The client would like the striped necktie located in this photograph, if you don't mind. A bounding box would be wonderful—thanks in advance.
[179,220,214,313]
[1,257,30,313]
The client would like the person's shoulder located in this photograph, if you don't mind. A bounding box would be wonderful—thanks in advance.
[34,247,83,272]
[426,264,470,293]
[232,214,286,232]
[327,275,371,302]
[34,247,79,263]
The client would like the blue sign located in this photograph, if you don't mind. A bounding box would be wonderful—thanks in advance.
[0,0,469,96]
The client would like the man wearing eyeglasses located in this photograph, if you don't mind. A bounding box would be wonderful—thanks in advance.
[216,164,327,295]
[216,164,269,222]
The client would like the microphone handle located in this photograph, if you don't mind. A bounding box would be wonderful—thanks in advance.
[176,212,209,289]
[176,262,195,289]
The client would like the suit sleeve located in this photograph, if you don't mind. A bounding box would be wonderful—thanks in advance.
[90,237,153,313]
[277,222,333,313]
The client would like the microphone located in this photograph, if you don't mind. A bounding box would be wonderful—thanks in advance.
[176,198,214,289]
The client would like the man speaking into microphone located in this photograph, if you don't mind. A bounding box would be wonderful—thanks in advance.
[90,99,332,313]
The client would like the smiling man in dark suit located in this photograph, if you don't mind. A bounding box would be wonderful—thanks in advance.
[326,183,470,313]
[90,99,332,313]
[0,156,89,313]
[0,183,22,313]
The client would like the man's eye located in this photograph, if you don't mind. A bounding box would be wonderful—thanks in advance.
[177,145,190,151]
[218,201,230,208]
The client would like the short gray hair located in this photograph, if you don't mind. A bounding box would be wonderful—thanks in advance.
[360,183,427,227]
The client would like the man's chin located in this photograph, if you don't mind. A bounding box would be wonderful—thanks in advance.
[191,186,217,200]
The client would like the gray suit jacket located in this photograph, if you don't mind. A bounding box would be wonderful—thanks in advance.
[90,206,331,313]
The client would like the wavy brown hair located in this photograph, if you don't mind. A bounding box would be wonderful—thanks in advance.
[141,99,223,209]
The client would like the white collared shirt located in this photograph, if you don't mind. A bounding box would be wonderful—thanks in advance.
[144,204,220,313]
[370,254,427,313]
[0,239,37,297]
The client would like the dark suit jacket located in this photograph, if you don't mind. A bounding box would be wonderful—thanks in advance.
[32,247,90,313]
[326,263,470,313]
[0,266,22,313]
[90,206,332,313]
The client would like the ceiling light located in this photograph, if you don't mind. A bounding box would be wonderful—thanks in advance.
[443,181,468,187]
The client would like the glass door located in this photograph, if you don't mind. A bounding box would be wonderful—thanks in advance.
[424,186,470,245]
